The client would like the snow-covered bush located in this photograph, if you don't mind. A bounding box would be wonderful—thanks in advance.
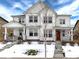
[25,49,38,55]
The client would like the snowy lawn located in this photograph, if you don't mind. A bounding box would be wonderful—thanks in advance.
[62,43,79,58]
[0,42,55,58]
[0,42,12,49]
[0,42,79,58]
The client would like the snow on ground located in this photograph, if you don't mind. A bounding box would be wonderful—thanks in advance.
[0,42,79,58]
[0,42,12,49]
[0,42,55,58]
[62,43,79,58]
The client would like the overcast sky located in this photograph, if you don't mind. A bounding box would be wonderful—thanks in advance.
[0,0,79,26]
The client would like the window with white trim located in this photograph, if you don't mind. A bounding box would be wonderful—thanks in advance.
[44,29,52,37]
[29,16,38,23]
[44,16,47,23]
[48,16,52,23]
[19,18,24,23]
[29,16,33,22]
[29,29,38,36]
[43,16,52,23]
[60,19,65,24]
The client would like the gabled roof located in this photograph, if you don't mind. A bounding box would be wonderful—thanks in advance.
[23,1,57,15]
[73,20,79,30]
[0,16,8,23]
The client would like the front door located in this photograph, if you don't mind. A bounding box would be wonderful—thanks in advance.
[56,30,61,41]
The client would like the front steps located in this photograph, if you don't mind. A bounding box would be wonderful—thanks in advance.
[54,41,64,58]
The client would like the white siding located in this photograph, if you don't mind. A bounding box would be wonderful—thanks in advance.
[61,29,71,41]
[13,29,19,37]
[11,1,72,41]
[56,16,70,27]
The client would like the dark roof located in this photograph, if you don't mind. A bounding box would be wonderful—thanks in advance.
[73,20,79,30]
[0,16,8,23]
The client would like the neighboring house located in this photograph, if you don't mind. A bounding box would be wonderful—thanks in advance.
[0,17,12,42]
[3,1,73,42]
[73,20,79,40]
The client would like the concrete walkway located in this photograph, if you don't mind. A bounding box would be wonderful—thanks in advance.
[54,41,64,58]
[0,42,17,52]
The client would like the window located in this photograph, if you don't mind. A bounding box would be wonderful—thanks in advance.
[19,29,23,36]
[29,16,38,23]
[44,17,47,23]
[48,17,52,23]
[29,32,33,36]
[43,16,52,23]
[19,18,21,23]
[29,29,38,36]
[29,16,33,22]
[19,32,22,36]
[34,16,38,22]
[60,19,65,24]
[19,18,24,23]
[62,30,65,36]
[49,30,52,37]
[34,32,38,36]
[44,30,52,37]
[22,20,24,23]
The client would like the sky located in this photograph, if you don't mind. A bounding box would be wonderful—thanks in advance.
[0,0,79,26]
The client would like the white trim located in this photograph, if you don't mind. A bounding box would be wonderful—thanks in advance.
[4,27,7,40]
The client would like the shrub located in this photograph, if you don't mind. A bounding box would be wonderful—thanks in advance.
[25,49,38,55]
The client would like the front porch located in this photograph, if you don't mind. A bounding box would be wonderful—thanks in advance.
[54,26,73,42]
[2,21,25,43]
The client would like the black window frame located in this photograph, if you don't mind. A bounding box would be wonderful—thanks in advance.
[48,16,52,23]
[34,16,38,22]
[29,32,33,36]
[60,19,65,24]
[44,30,52,37]
[44,16,47,23]
[29,16,33,22]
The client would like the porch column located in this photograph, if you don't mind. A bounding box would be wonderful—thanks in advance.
[4,27,7,40]
[53,29,56,41]
[13,29,15,41]
[71,29,73,41]
[23,27,25,40]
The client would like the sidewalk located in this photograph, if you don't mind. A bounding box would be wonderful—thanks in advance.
[0,42,17,52]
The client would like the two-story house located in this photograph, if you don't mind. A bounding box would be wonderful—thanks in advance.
[3,0,73,42]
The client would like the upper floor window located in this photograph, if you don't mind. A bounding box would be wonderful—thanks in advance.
[60,19,65,24]
[43,16,52,23]
[48,17,52,23]
[44,17,47,23]
[34,16,38,22]
[29,16,38,23]
[29,16,33,22]
[44,29,52,37]
[19,18,24,23]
